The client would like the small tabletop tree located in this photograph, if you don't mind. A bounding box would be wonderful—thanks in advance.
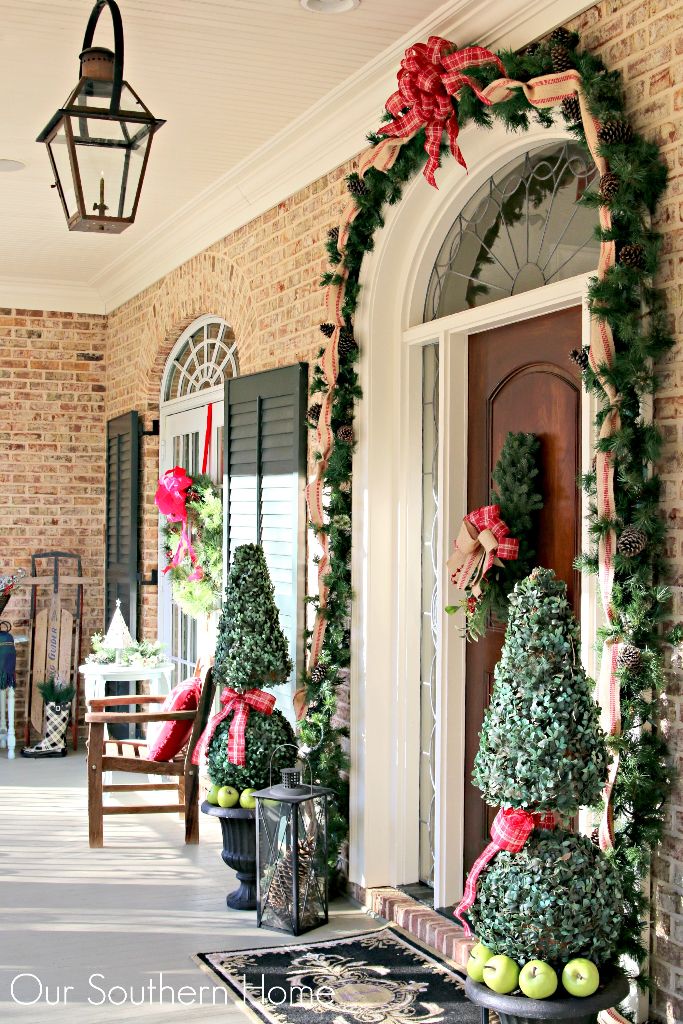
[207,544,295,793]
[467,568,624,966]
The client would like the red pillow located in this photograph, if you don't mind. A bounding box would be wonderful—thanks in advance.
[147,676,201,762]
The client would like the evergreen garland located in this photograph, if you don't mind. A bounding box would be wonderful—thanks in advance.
[304,26,674,967]
[161,474,223,618]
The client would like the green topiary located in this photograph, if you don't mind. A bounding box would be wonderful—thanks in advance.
[215,544,293,693]
[206,707,295,790]
[467,827,623,966]
[473,567,608,815]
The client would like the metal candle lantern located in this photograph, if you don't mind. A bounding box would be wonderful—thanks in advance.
[36,0,165,233]
[253,759,332,936]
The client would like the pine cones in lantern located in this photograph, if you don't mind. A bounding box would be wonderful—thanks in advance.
[618,244,646,270]
[569,347,589,371]
[551,45,572,73]
[264,836,317,913]
[550,27,575,47]
[597,120,633,146]
[338,326,358,359]
[320,322,335,338]
[308,403,322,425]
[347,174,368,198]
[617,526,647,558]
[337,425,354,444]
[617,643,642,670]
[562,96,581,122]
[599,172,620,204]
[310,663,326,686]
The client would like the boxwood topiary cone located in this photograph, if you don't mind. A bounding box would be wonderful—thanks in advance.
[472,567,608,815]
[206,707,295,791]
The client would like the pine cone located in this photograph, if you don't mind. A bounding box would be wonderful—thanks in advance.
[320,322,335,337]
[551,45,572,73]
[590,828,600,846]
[617,526,647,558]
[550,27,574,47]
[338,326,358,359]
[569,347,589,371]
[599,172,620,204]
[525,42,541,55]
[337,425,354,444]
[308,402,322,425]
[310,663,326,686]
[617,643,642,670]
[342,629,351,649]
[347,174,368,198]
[561,96,581,122]
[327,226,339,244]
[618,243,646,270]
[597,120,633,146]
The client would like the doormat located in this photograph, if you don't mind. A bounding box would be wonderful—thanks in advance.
[195,925,480,1024]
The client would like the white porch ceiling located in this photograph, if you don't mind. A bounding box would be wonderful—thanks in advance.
[0,0,593,313]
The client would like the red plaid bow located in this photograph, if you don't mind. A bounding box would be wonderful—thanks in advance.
[192,686,276,767]
[455,807,555,935]
[379,37,505,187]
[447,504,519,598]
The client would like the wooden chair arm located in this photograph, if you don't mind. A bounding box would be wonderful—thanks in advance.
[86,711,196,725]
[88,695,167,709]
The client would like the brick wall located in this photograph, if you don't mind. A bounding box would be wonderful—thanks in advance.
[0,309,106,734]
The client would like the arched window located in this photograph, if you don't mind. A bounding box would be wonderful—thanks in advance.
[424,141,599,322]
[163,317,238,402]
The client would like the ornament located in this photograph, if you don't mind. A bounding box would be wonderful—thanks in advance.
[347,174,368,198]
[336,425,354,444]
[310,663,326,686]
[569,347,589,371]
[320,322,335,337]
[327,226,339,244]
[551,45,572,73]
[617,643,642,670]
[338,326,358,359]
[308,403,322,425]
[597,120,633,145]
[617,526,647,558]
[599,172,620,204]
[561,96,581,122]
[550,27,575,47]
[618,244,646,270]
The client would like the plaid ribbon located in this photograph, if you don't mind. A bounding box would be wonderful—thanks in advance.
[447,504,519,598]
[379,37,505,187]
[455,807,555,935]
[192,686,276,767]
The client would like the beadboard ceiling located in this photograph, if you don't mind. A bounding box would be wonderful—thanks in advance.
[0,0,593,313]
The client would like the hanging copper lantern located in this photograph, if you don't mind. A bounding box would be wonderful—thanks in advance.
[37,0,165,233]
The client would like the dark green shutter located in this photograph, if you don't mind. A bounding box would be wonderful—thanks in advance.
[105,411,139,637]
[224,365,307,695]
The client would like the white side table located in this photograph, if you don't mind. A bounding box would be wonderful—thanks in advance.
[0,634,28,759]
[79,662,174,711]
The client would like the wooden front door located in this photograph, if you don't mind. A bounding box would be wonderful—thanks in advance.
[463,306,583,873]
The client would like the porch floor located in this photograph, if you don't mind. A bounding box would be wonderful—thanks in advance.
[0,752,378,1024]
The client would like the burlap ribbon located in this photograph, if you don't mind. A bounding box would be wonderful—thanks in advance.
[447,504,519,598]
[455,807,556,935]
[192,686,276,767]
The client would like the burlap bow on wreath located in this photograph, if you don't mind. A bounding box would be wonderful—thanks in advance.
[447,504,519,598]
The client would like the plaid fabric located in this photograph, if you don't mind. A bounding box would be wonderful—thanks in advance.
[447,504,519,596]
[455,808,555,935]
[192,686,276,767]
[380,37,505,186]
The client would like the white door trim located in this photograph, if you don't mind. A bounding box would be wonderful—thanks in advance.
[351,114,599,905]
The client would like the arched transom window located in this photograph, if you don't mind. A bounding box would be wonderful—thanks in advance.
[163,316,238,401]
[424,141,599,322]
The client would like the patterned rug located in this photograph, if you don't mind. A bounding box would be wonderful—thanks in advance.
[195,925,480,1024]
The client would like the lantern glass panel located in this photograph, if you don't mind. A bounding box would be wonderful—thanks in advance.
[47,122,77,219]
[65,112,152,221]
[257,794,328,935]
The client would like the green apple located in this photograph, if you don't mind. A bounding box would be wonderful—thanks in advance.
[519,960,558,999]
[466,943,495,983]
[206,784,221,806]
[239,787,257,809]
[216,785,239,808]
[562,959,600,998]
[482,955,520,994]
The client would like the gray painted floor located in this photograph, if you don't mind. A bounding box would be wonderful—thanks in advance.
[0,752,378,1024]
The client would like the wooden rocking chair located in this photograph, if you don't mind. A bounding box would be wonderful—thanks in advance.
[86,662,215,848]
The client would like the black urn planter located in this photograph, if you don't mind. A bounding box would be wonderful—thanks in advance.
[465,971,629,1024]
[201,802,257,911]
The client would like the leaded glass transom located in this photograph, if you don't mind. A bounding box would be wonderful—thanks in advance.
[164,318,238,401]
[424,142,599,321]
